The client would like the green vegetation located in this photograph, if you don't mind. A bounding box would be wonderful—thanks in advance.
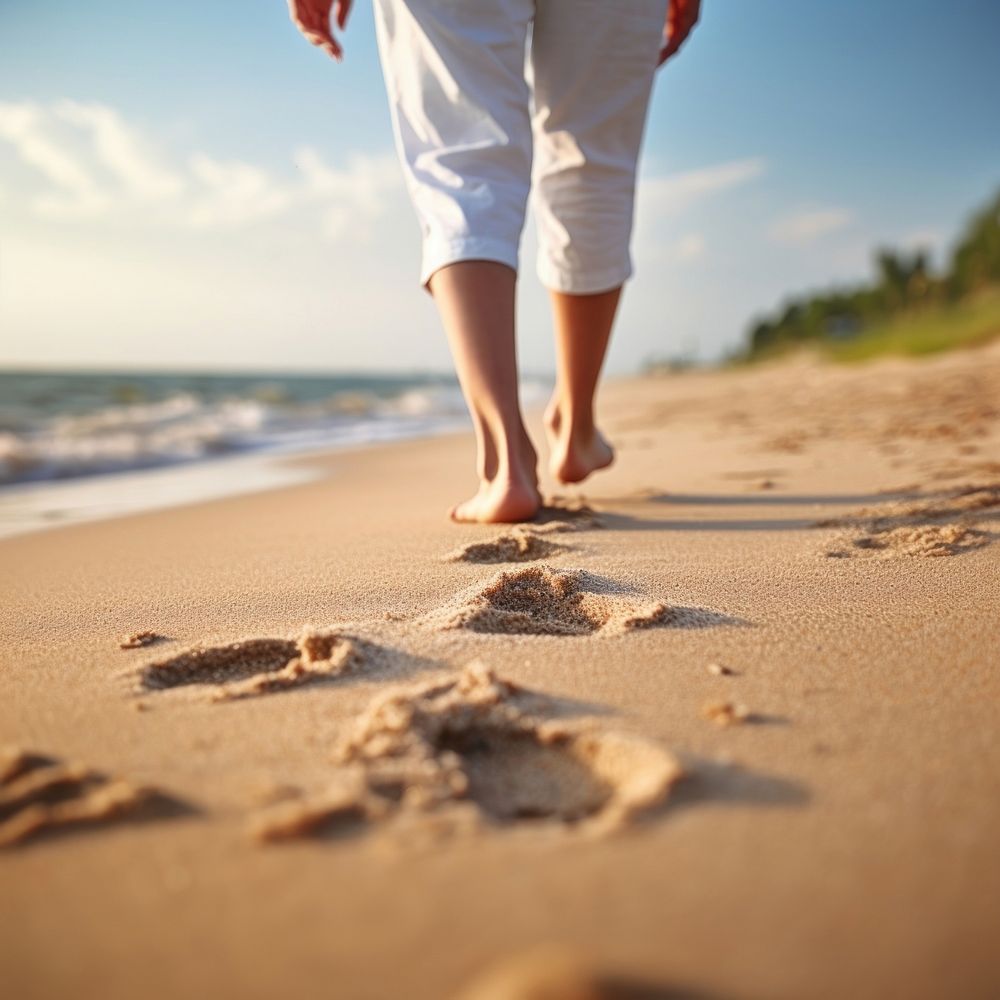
[742,187,1000,362]
[824,290,1000,361]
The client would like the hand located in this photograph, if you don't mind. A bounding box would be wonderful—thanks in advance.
[658,0,701,66]
[288,0,353,61]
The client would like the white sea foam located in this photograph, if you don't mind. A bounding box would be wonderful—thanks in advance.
[1,391,440,485]
[0,371,552,487]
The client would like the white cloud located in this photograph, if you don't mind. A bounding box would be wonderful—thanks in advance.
[54,100,183,201]
[186,154,291,228]
[639,157,766,214]
[0,99,402,241]
[293,146,401,240]
[0,101,108,217]
[769,207,853,244]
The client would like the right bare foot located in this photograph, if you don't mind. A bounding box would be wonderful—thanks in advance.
[449,433,541,524]
[449,475,542,524]
[544,402,615,485]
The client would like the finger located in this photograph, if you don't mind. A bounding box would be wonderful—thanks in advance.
[680,4,700,43]
[334,0,353,31]
[290,1,323,35]
[659,34,682,64]
[658,6,679,67]
[303,28,342,60]
[293,2,341,56]
[299,14,341,59]
[306,3,343,59]
[660,0,700,64]
[660,18,695,65]
[320,36,343,60]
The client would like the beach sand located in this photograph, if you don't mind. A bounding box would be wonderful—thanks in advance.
[2,343,999,1000]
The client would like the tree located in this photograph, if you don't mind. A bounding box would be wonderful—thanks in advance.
[949,189,1000,297]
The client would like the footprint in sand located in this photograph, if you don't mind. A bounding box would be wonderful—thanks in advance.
[426,565,733,637]
[819,482,999,558]
[445,527,569,565]
[0,747,168,848]
[251,662,682,844]
[827,522,990,559]
[139,630,394,702]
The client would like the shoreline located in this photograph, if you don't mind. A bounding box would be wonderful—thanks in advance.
[0,423,473,541]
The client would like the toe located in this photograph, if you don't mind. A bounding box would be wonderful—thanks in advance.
[449,502,472,523]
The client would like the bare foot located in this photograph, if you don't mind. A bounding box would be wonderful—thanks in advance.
[544,402,615,485]
[449,476,542,524]
[450,435,541,524]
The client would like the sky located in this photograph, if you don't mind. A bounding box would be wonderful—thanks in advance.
[1,0,998,376]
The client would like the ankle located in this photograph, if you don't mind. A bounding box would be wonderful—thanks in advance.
[563,412,597,445]
[478,424,535,485]
[544,397,561,427]
[548,396,594,440]
[496,442,536,483]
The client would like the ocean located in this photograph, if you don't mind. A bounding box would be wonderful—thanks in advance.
[0,368,550,536]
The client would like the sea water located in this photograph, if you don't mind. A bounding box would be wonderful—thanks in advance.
[0,368,549,536]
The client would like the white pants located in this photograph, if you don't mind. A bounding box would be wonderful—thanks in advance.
[373,0,667,293]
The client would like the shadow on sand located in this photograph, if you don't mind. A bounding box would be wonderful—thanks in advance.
[662,755,810,817]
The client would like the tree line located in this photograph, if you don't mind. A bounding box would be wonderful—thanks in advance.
[744,187,1000,358]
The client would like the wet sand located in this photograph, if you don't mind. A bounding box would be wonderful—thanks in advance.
[2,343,999,1000]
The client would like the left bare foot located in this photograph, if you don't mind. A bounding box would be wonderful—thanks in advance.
[544,402,615,485]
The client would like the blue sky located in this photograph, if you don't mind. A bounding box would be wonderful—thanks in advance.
[1,0,998,374]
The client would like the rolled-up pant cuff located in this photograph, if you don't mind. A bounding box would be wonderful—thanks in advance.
[421,237,521,291]
[536,255,633,295]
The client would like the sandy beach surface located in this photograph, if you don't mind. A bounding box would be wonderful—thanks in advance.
[2,344,999,1000]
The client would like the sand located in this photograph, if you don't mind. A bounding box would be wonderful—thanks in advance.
[1,343,999,999]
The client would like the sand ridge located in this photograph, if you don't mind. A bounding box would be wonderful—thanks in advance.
[453,947,605,1000]
[426,565,681,637]
[702,701,752,727]
[451,945,703,1000]
[445,526,568,564]
[119,630,162,649]
[0,747,157,849]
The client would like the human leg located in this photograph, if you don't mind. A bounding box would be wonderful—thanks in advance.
[429,261,540,522]
[530,0,666,483]
[544,286,620,484]
[372,0,539,520]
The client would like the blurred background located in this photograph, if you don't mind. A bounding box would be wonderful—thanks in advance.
[1,0,998,520]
